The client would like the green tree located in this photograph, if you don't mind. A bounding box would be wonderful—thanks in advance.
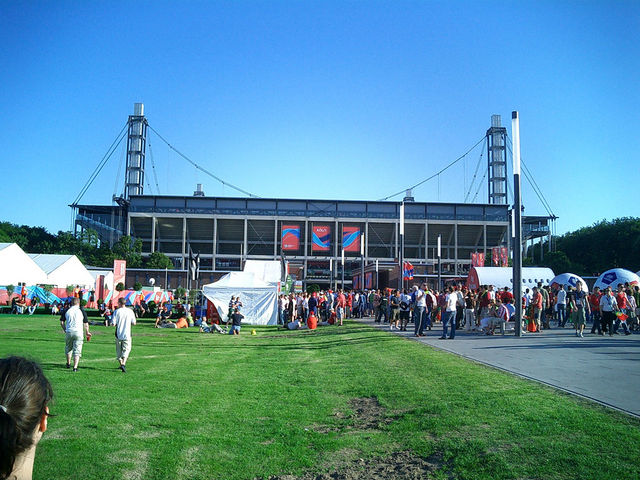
[112,235,143,268]
[174,287,186,302]
[133,281,142,291]
[145,251,174,270]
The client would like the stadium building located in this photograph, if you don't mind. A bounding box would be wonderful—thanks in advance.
[73,104,552,290]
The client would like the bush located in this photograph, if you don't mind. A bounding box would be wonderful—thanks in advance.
[66,285,74,296]
[133,281,142,291]
[6,284,15,301]
[80,299,87,307]
[174,287,186,302]
[115,282,125,292]
[306,284,320,294]
[147,300,157,315]
[97,298,104,305]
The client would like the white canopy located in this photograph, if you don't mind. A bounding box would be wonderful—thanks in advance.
[29,254,95,288]
[243,260,282,286]
[0,243,48,286]
[202,272,278,325]
[467,266,555,291]
[594,268,640,290]
[549,273,588,292]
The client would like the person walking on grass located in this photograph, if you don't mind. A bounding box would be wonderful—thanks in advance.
[112,297,137,373]
[61,297,90,372]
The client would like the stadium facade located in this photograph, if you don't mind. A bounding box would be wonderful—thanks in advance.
[73,104,552,290]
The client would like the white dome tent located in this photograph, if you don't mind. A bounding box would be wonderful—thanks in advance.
[594,268,640,290]
[549,273,588,292]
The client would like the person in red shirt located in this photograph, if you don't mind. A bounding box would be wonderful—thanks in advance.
[616,286,628,311]
[589,287,602,334]
[532,287,544,332]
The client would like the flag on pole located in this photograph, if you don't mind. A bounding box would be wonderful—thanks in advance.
[403,261,414,280]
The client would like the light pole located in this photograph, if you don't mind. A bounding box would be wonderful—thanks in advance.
[375,259,379,290]
[437,234,442,291]
[329,258,333,291]
[512,111,523,337]
[399,202,405,291]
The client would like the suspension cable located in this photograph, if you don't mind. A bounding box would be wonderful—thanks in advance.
[148,125,260,198]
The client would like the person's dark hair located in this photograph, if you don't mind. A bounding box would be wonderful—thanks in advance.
[0,356,53,479]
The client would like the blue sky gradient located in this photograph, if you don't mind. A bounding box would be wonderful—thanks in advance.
[1,1,638,235]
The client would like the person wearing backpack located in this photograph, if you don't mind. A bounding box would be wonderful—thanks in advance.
[389,290,400,330]
[399,289,411,331]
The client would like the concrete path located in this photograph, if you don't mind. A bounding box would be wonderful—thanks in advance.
[357,317,640,417]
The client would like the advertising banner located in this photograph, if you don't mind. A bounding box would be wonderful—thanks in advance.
[342,226,360,252]
[281,225,300,251]
[312,225,331,251]
[492,247,500,266]
[500,247,509,267]
[365,272,373,289]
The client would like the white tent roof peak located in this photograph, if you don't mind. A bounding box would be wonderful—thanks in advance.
[28,253,95,288]
[208,272,271,288]
[0,243,48,286]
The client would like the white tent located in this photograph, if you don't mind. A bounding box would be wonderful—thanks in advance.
[243,260,282,287]
[202,272,278,325]
[467,266,555,291]
[0,243,48,286]
[594,268,640,290]
[29,254,95,288]
[549,273,588,292]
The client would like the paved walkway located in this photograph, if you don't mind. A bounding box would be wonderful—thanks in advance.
[357,317,640,417]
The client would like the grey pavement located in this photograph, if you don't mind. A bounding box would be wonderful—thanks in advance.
[357,317,640,417]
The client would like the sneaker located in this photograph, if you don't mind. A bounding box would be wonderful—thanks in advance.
[579,332,583,337]
[390,325,394,330]
[72,368,78,372]
[66,363,70,369]
[120,365,126,373]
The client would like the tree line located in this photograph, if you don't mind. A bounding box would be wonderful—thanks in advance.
[526,217,640,276]
[0,222,174,270]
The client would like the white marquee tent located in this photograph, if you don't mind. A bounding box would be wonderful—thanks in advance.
[467,266,555,291]
[29,254,95,288]
[243,260,282,286]
[202,272,278,325]
[0,243,48,286]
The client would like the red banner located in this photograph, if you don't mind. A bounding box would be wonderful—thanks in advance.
[492,247,500,266]
[477,252,485,266]
[342,226,361,252]
[500,247,509,267]
[312,225,331,251]
[281,225,300,251]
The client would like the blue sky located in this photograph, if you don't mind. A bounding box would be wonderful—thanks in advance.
[1,0,638,235]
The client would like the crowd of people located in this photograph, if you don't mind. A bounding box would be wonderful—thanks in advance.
[273,281,639,339]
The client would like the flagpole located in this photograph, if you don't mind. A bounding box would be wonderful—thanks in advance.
[399,201,405,291]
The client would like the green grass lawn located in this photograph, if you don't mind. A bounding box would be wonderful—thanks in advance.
[1,314,639,479]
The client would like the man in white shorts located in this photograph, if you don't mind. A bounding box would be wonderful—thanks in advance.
[61,298,90,372]
[112,297,137,373]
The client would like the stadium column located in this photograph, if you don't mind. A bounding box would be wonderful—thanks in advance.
[243,219,248,268]
[273,220,278,258]
[151,217,156,253]
[454,222,458,277]
[181,217,186,270]
[213,217,218,268]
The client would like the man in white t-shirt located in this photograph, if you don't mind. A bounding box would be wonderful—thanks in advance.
[556,285,567,327]
[112,297,137,373]
[61,298,90,372]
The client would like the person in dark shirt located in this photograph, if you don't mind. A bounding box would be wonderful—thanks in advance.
[229,308,244,335]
